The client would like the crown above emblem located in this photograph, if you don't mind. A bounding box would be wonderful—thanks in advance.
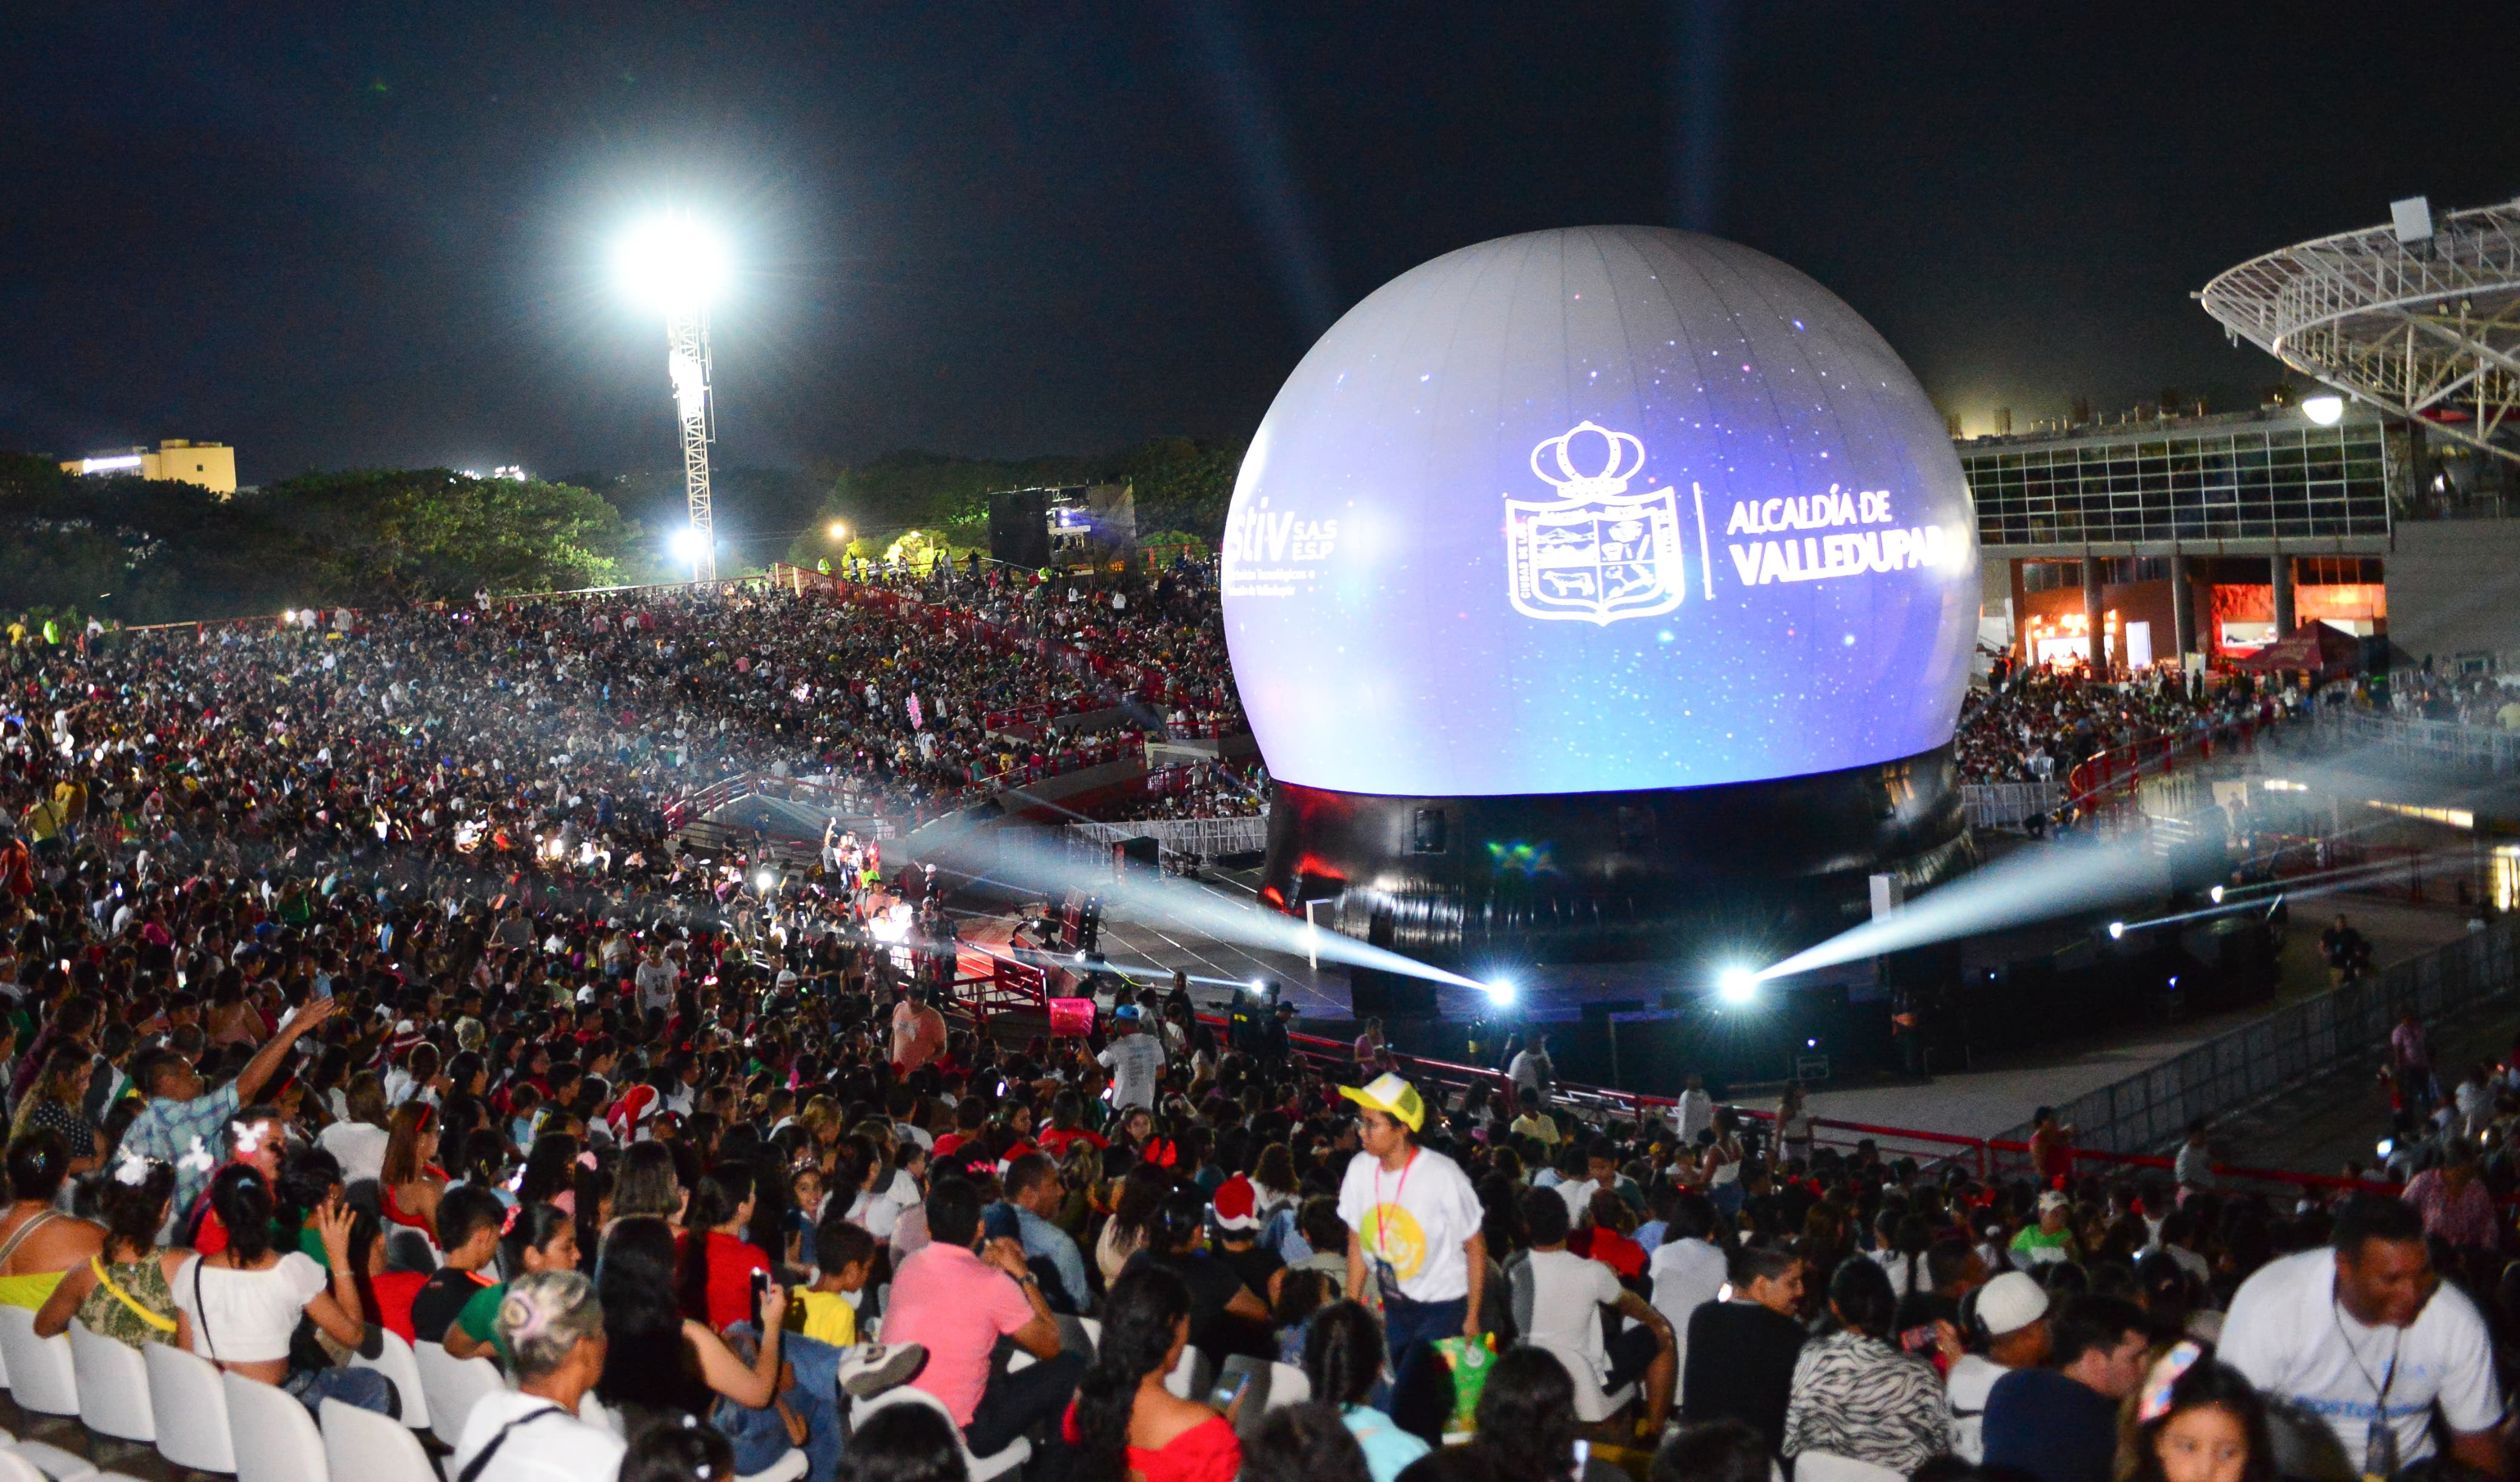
[1530,422,1647,498]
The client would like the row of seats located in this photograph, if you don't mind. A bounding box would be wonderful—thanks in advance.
[0,1300,817,1482]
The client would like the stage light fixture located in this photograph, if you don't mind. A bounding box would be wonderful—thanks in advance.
[618,213,729,312]
[2108,921,2126,939]
[2302,394,2345,426]
[1716,967,1759,1005]
[670,527,707,563]
[618,210,728,580]
[2209,884,2225,904]
[1485,978,1516,1005]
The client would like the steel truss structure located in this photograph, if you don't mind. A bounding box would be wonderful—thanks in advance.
[666,302,717,581]
[2199,198,2520,466]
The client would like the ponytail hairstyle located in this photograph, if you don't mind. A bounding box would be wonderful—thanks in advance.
[1895,1214,1933,1298]
[208,1163,276,1263]
[517,1132,581,1207]
[7,1129,70,1205]
[1301,1300,1384,1408]
[1072,1265,1193,1482]
[677,1166,755,1322]
[498,1202,575,1280]
[97,1159,177,1259]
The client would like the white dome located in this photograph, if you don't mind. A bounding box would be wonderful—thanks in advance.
[1221,225,1977,798]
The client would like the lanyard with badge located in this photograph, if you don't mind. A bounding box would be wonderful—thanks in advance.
[2333,1298,2402,1481]
[1368,1146,1419,1301]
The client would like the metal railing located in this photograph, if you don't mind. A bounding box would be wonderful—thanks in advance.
[1059,814,1268,867]
[1960,781,2064,829]
[1991,911,2520,1159]
[2314,708,2520,775]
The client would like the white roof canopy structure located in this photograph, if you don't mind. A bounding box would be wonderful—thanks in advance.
[2198,197,2520,465]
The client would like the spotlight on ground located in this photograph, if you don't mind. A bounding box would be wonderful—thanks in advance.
[1717,967,1759,1005]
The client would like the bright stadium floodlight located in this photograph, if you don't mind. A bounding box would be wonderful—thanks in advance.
[617,210,729,582]
[828,521,848,540]
[669,527,707,564]
[2302,394,2345,426]
[1716,967,1759,1005]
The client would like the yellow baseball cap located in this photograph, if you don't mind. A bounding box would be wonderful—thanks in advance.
[1339,1072,1426,1132]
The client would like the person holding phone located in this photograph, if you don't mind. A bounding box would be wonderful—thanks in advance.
[1065,1265,1243,1482]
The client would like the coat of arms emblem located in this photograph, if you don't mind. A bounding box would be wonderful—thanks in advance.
[1504,422,1685,625]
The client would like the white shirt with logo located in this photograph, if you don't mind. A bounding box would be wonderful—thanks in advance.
[1096,1033,1166,1110]
[1336,1145,1482,1305]
[2219,1248,2501,1471]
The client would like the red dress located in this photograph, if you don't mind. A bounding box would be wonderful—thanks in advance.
[370,1270,428,1341]
[1061,1406,1241,1482]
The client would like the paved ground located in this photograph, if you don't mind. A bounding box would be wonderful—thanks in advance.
[1771,890,2480,1146]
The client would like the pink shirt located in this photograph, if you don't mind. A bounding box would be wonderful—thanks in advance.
[882,1243,1033,1426]
[2404,1169,2501,1249]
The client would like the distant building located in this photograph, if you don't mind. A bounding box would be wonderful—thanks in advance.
[61,439,237,495]
[1958,403,2401,672]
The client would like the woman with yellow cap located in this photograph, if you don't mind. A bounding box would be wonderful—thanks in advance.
[1335,1072,1486,1443]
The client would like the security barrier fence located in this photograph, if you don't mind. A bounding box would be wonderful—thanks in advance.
[1991,911,2520,1162]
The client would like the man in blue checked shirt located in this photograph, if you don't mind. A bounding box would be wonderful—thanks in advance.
[123,994,336,1237]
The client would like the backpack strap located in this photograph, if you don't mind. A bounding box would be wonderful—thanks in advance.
[0,1209,62,1269]
[457,1404,571,1482]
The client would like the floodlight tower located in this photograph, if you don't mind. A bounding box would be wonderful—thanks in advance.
[620,212,729,581]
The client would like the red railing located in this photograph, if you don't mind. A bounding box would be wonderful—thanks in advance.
[929,939,2395,1202]
[2063,713,2272,817]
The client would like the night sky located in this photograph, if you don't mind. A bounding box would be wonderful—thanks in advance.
[8,2,2518,486]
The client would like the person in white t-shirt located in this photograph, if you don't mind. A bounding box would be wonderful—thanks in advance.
[2219,1198,2504,1480]
[1336,1072,1486,1395]
[1946,1271,2051,1464]
[1671,1074,1716,1145]
[1648,1192,1728,1380]
[1096,1007,1166,1110]
[1511,1186,1675,1433]
[452,1270,626,1482]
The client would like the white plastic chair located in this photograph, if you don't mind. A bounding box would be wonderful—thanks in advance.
[413,1339,506,1452]
[320,1396,439,1482]
[852,1384,1029,1482]
[68,1322,154,1443]
[1262,1360,1311,1412]
[143,1342,236,1473]
[350,1326,430,1431]
[1794,1451,1908,1482]
[0,1308,78,1417]
[1160,1344,1211,1401]
[0,1445,96,1481]
[222,1372,327,1482]
[1530,1339,1633,1423]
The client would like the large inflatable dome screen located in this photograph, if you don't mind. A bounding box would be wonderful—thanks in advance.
[1221,225,1977,797]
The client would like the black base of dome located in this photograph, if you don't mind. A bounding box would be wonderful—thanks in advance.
[1258,744,1974,970]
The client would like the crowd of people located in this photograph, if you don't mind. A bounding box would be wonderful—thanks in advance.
[1952,664,2289,788]
[0,582,2505,1482]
